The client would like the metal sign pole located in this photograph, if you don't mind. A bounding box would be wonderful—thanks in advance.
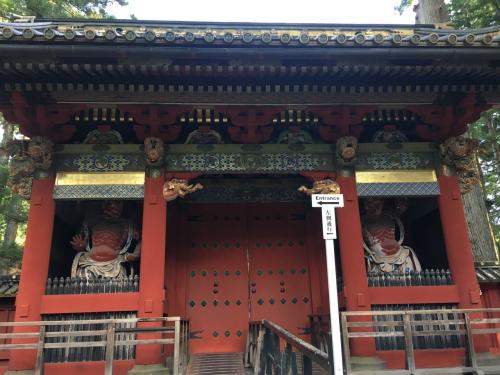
[311,194,344,375]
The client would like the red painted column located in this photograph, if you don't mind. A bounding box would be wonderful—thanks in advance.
[135,175,167,364]
[438,176,482,309]
[8,178,55,371]
[438,176,490,352]
[336,176,376,356]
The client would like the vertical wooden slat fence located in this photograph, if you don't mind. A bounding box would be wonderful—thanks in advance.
[341,308,500,375]
[0,316,189,375]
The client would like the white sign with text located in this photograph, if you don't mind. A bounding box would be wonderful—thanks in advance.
[311,194,344,208]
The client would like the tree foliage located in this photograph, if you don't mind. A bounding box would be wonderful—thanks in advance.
[396,0,500,29]
[0,147,27,271]
[395,0,415,15]
[0,0,127,19]
[447,0,500,28]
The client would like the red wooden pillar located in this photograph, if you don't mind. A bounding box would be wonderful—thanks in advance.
[336,176,376,356]
[438,176,482,309]
[438,176,491,352]
[8,178,55,371]
[135,175,167,365]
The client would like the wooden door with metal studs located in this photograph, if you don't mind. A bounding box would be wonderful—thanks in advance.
[184,203,312,353]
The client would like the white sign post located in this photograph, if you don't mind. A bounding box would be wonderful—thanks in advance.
[311,194,344,375]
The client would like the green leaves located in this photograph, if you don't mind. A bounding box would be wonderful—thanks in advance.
[395,0,415,15]
[0,0,128,20]
[448,0,500,29]
[0,241,22,270]
[396,0,499,28]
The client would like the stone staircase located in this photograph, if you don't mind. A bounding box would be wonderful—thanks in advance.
[147,351,500,375]
[347,353,500,374]
[187,352,246,375]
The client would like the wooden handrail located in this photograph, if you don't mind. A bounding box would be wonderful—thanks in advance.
[0,316,190,375]
[343,307,500,317]
[0,316,184,327]
[341,307,500,375]
[262,320,330,370]
[248,320,330,375]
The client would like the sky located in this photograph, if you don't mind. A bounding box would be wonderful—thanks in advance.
[107,0,416,24]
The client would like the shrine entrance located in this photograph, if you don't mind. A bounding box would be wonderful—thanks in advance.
[183,203,313,353]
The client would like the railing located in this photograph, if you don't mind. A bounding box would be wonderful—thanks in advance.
[247,320,330,375]
[309,314,332,362]
[0,275,19,295]
[43,312,137,361]
[0,316,189,375]
[367,269,452,287]
[341,308,500,375]
[371,304,462,350]
[45,276,139,295]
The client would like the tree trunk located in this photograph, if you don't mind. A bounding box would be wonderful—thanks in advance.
[414,0,450,25]
[462,182,498,263]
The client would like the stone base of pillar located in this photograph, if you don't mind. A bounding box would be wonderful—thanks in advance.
[4,371,35,375]
[127,364,169,375]
[351,356,386,371]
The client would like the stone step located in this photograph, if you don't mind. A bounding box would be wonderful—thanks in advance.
[187,352,245,375]
[351,356,387,371]
[349,352,500,375]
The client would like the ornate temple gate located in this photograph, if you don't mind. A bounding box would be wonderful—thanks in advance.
[184,203,312,353]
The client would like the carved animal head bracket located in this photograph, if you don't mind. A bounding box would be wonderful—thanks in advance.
[298,179,341,196]
[144,137,165,178]
[163,178,204,202]
[4,136,54,199]
[336,136,358,166]
[440,136,479,194]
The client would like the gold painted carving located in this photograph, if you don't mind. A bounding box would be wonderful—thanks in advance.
[298,179,341,195]
[163,178,203,202]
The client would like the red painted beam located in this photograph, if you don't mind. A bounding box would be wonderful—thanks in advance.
[40,293,139,314]
[369,286,459,305]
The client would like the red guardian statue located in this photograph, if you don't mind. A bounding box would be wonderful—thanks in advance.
[362,198,421,273]
[70,200,141,278]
